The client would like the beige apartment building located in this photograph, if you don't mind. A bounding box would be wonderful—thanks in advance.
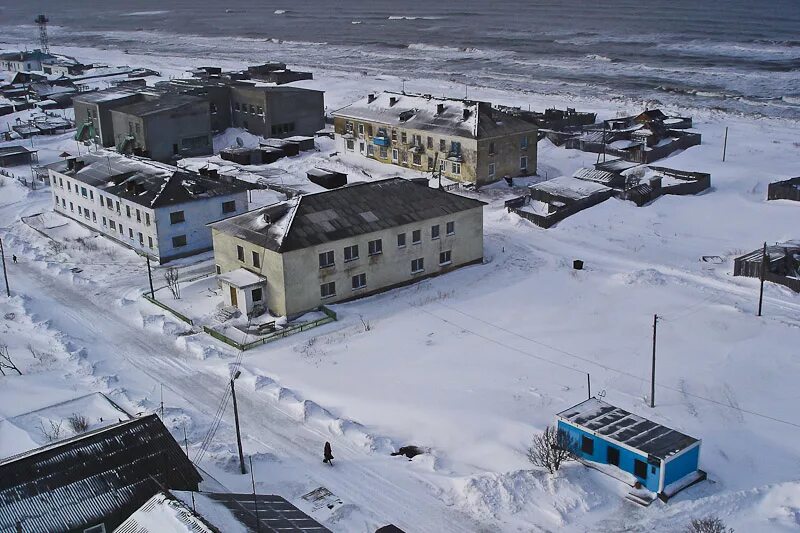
[332,92,538,186]
[209,178,485,317]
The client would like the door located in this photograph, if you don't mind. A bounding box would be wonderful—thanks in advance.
[607,446,620,467]
[230,286,238,307]
[634,458,648,479]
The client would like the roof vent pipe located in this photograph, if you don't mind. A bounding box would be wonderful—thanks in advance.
[462,108,470,121]
[437,103,445,115]
[389,96,398,107]
[367,93,376,103]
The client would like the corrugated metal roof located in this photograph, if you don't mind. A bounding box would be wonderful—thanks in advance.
[0,414,201,533]
[201,493,330,532]
[557,398,698,460]
[210,178,485,253]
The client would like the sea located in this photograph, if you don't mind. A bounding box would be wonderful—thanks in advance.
[1,0,799,119]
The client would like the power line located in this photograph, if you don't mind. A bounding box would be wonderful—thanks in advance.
[427,302,800,431]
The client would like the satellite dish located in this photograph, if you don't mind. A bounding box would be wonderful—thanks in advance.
[235,137,244,147]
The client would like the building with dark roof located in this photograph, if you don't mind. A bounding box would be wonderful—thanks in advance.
[0,49,55,72]
[109,94,212,162]
[48,150,249,263]
[0,145,37,167]
[332,92,537,186]
[210,178,485,316]
[733,241,800,292]
[556,398,705,501]
[0,414,201,533]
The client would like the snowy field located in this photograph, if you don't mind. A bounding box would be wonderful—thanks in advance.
[0,44,799,532]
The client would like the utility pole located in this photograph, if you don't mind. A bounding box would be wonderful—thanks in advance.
[0,238,9,297]
[183,425,197,512]
[587,374,591,399]
[249,456,261,532]
[722,127,729,162]
[146,256,154,298]
[231,371,246,474]
[758,241,767,317]
[160,383,164,419]
[650,314,659,408]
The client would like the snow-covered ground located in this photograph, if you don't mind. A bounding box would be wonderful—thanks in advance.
[1,44,799,532]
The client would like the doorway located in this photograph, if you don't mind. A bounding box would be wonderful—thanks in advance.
[230,286,238,307]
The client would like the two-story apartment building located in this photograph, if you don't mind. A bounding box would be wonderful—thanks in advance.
[209,178,485,317]
[332,92,538,186]
[48,151,249,263]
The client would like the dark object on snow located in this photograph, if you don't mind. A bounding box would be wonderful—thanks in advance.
[11,255,16,263]
[504,176,513,186]
[391,445,424,459]
[307,167,347,190]
[573,259,584,270]
[376,525,407,533]
[323,441,334,465]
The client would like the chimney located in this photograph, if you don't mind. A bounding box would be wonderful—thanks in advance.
[436,103,445,115]
[649,176,662,191]
[208,168,219,179]
[66,157,76,170]
[389,96,398,107]
[74,160,85,171]
[462,108,470,121]
[367,93,376,103]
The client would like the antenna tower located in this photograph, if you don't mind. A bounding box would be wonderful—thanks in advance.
[35,14,50,54]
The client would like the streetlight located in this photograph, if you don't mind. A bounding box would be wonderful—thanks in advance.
[231,370,246,474]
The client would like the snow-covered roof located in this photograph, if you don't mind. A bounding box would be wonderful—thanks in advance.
[115,492,215,533]
[530,176,611,201]
[557,398,699,460]
[333,91,535,140]
[218,268,266,288]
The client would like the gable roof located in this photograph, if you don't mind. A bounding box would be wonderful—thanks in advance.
[0,414,202,533]
[333,92,535,140]
[49,151,248,209]
[557,398,699,460]
[210,178,485,253]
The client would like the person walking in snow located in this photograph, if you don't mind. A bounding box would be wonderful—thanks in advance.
[323,441,334,466]
[11,255,16,264]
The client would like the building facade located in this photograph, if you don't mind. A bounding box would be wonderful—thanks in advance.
[48,151,248,263]
[333,92,538,186]
[210,178,485,317]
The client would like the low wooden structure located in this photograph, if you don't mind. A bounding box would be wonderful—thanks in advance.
[0,145,38,167]
[733,242,800,292]
[767,176,800,202]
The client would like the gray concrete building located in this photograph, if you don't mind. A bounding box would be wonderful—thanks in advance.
[48,151,249,263]
[228,84,324,138]
[109,94,212,162]
[209,178,485,317]
[73,88,153,147]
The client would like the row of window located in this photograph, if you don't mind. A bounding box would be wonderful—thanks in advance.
[346,121,530,152]
[319,251,452,299]
[578,434,651,479]
[271,122,295,136]
[318,222,455,269]
[234,102,264,115]
[236,245,262,268]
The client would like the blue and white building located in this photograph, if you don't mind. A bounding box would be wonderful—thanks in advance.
[556,398,705,500]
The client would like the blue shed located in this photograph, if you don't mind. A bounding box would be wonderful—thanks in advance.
[556,398,705,500]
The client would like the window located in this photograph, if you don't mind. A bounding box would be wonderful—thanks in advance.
[115,201,120,213]
[401,152,407,164]
[54,194,59,204]
[521,135,529,149]
[427,136,433,149]
[488,162,496,178]
[489,142,495,154]
[401,132,407,144]
[237,245,245,262]
[138,232,144,245]
[252,251,260,268]
[109,220,116,230]
[126,205,131,218]
[172,235,187,248]
[90,191,94,200]
[249,104,255,114]
[68,182,71,191]
[148,236,153,249]
[391,130,397,142]
[431,224,440,240]
[257,106,263,115]
[216,265,221,274]
[145,213,150,225]
[352,273,366,290]
[391,149,399,163]
[119,224,123,235]
[607,446,620,467]
[397,233,406,248]
[446,221,455,235]
[439,139,446,152]
[367,124,373,136]
[319,250,335,269]
[412,229,421,244]
[450,141,462,155]
[69,202,74,211]
[344,244,359,262]
[439,250,452,266]
[368,239,382,256]
[77,206,82,215]
[358,123,364,135]
[411,258,424,274]
[136,209,141,222]
[320,281,336,299]
[222,200,236,214]
[102,216,106,226]
[92,211,96,222]
[170,210,185,224]
[59,177,63,187]
[581,436,594,455]
[451,161,461,175]
[412,153,421,166]
[520,156,528,171]
[62,199,66,208]
[346,139,354,150]
[345,120,353,133]
[252,287,263,302]
[634,459,648,479]
[128,228,134,239]
[80,186,87,197]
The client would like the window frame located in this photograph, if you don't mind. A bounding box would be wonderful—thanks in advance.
[252,250,261,268]
[411,229,421,244]
[431,224,440,240]
[170,210,185,224]
[351,273,367,290]
[411,257,425,274]
[172,234,187,248]
[320,281,336,299]
[319,250,335,269]
[397,233,406,248]
[368,239,382,256]
[581,435,594,455]
[446,221,455,236]
[343,244,359,262]
[236,245,245,262]
[222,200,236,214]
[439,250,452,266]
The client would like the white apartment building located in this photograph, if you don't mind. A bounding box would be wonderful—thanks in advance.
[48,151,249,263]
[210,178,485,317]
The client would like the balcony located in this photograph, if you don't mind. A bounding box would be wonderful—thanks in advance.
[373,136,390,147]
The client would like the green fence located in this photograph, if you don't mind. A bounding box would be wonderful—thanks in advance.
[203,306,338,351]
[142,294,195,326]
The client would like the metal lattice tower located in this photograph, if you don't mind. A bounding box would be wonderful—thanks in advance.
[34,14,50,54]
